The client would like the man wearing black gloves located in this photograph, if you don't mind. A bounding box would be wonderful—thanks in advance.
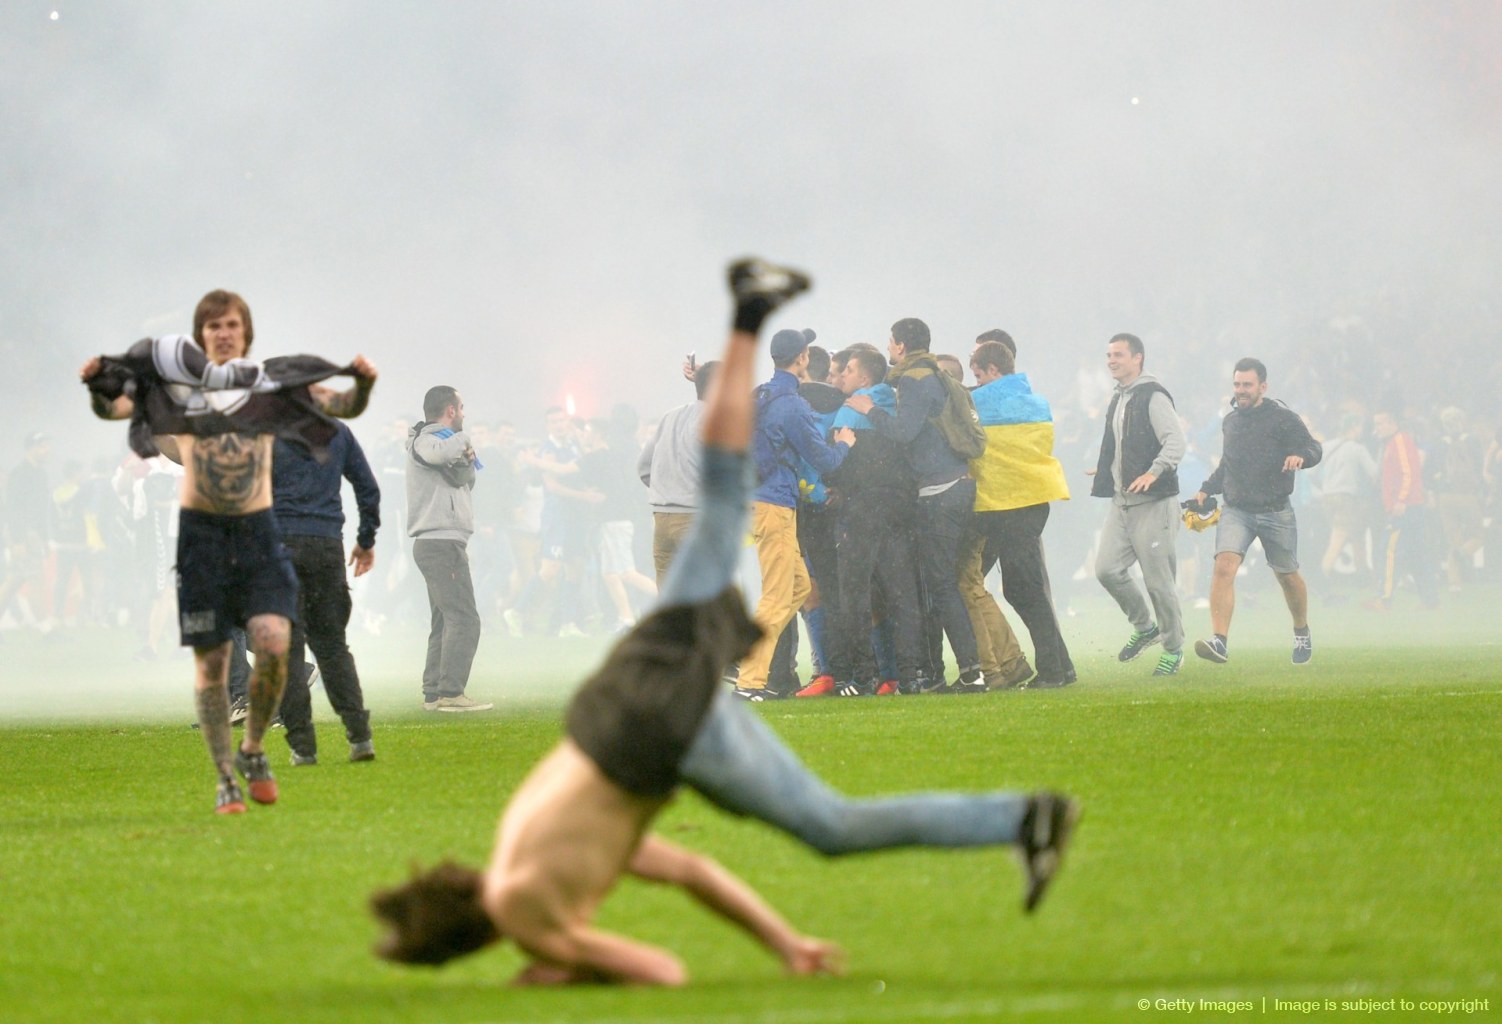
[273,421,381,764]
[1192,358,1322,666]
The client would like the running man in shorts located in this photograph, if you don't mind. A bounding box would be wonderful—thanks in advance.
[81,289,377,813]
[369,259,1080,986]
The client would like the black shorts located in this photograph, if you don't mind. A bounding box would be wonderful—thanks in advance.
[565,588,761,798]
[176,508,299,648]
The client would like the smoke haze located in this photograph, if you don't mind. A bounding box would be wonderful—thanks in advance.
[4,2,1498,433]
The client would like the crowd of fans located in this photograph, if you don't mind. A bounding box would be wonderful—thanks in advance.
[5,310,1501,667]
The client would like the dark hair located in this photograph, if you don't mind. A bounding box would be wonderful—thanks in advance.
[193,290,254,353]
[693,360,720,400]
[972,340,1015,377]
[1109,332,1144,363]
[974,329,1016,357]
[845,347,888,386]
[1233,357,1267,383]
[891,318,931,353]
[805,345,831,383]
[369,861,500,966]
[423,386,460,421]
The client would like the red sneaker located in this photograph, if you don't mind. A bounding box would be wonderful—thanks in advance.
[875,680,899,696]
[234,747,279,805]
[215,778,247,815]
[795,675,836,698]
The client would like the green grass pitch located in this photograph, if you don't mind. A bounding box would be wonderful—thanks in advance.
[2,589,1499,1023]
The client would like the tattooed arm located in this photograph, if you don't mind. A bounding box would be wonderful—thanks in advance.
[312,355,379,419]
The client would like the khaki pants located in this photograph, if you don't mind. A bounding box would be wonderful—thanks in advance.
[957,529,1024,676]
[738,502,810,690]
[652,511,696,587]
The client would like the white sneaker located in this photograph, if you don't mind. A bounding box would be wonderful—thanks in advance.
[503,608,523,638]
[435,694,494,713]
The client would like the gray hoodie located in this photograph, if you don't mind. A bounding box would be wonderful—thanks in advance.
[406,421,477,541]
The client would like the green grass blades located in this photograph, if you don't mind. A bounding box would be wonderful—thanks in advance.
[1,590,1500,1023]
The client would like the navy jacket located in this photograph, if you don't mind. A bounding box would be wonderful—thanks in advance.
[273,421,380,549]
[864,359,969,488]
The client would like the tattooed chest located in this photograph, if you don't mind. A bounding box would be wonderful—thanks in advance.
[188,433,272,512]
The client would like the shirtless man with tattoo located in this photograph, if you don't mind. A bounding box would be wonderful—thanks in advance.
[369,259,1078,986]
[80,290,377,813]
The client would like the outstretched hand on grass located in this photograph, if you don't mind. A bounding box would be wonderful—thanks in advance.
[781,935,846,977]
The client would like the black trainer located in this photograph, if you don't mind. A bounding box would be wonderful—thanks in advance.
[1017,791,1081,913]
[1028,669,1077,690]
[728,258,811,308]
[1117,625,1161,662]
[732,686,786,702]
[835,678,875,697]
[945,668,987,695]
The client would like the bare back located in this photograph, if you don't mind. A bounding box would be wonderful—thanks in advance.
[483,742,665,935]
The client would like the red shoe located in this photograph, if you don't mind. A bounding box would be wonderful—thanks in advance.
[795,675,836,698]
[215,779,247,815]
[875,680,899,696]
[234,747,279,805]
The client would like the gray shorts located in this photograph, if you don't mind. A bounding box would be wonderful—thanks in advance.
[1216,505,1299,573]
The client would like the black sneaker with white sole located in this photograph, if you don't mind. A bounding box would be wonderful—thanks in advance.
[945,668,988,695]
[1017,791,1081,913]
[733,686,786,702]
[727,258,812,334]
[835,679,875,697]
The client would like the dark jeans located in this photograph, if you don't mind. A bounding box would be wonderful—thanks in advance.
[413,537,482,701]
[915,477,980,674]
[833,503,923,684]
[280,535,372,755]
[977,503,1074,681]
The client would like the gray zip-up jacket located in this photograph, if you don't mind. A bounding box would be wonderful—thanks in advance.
[406,421,476,541]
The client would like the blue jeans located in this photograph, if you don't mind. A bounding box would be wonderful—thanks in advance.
[669,447,1026,854]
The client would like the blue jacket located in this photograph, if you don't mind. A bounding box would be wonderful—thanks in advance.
[752,370,848,508]
[273,421,381,549]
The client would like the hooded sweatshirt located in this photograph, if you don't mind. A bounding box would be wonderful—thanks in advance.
[406,421,476,541]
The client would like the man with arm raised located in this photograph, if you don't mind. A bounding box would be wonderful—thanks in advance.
[80,289,377,813]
